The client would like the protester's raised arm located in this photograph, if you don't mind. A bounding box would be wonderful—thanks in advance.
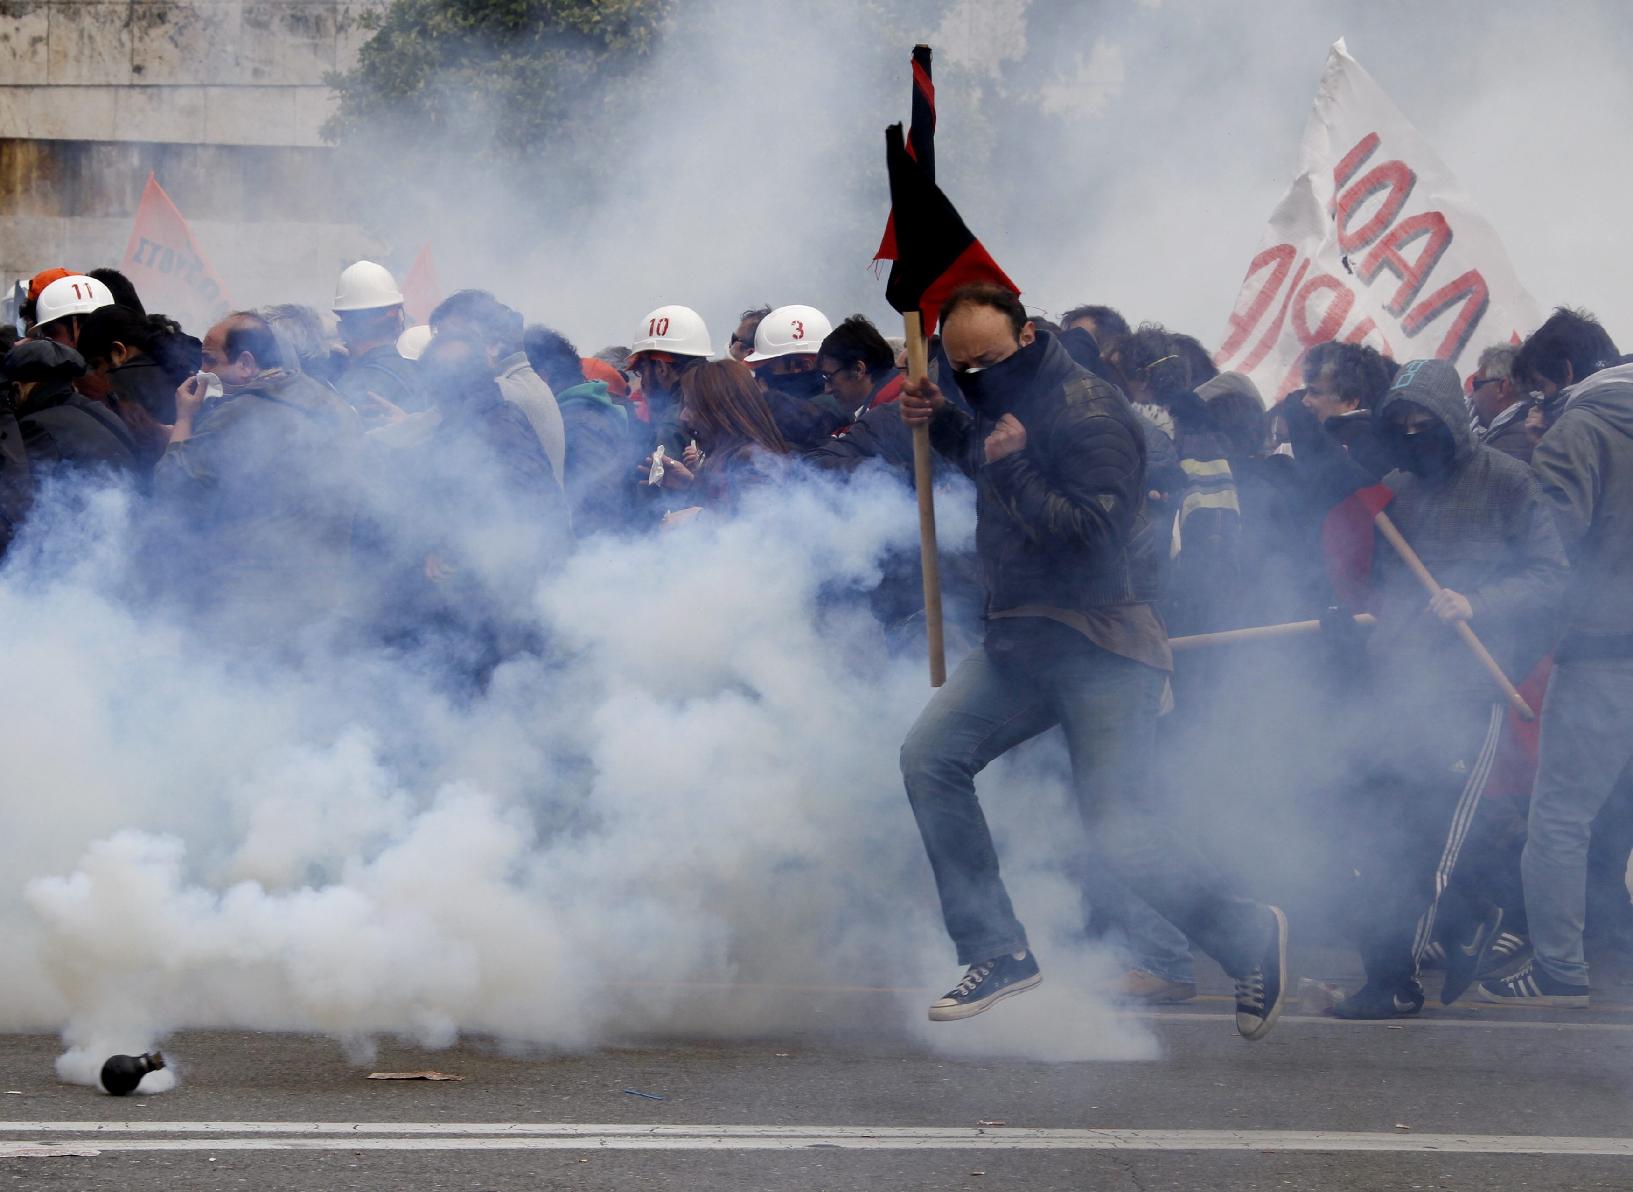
[983,407,1141,553]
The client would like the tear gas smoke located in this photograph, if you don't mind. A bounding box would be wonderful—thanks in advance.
[3,461,1157,1081]
[287,0,1631,356]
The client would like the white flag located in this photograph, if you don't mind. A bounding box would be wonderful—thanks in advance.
[1215,40,1540,402]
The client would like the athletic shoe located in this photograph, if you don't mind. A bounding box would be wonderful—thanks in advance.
[1440,906,1503,1006]
[928,950,1042,1022]
[1477,930,1532,981]
[1234,904,1288,1041]
[1329,979,1424,1019]
[1476,961,1589,1008]
[1114,969,1197,1004]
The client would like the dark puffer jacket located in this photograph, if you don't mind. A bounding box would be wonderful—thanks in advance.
[929,331,1158,615]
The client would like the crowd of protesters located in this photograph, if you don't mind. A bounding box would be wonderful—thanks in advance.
[3,258,1631,1035]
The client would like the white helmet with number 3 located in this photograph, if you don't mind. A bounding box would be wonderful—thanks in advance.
[34,274,114,326]
[630,304,712,360]
[745,304,832,363]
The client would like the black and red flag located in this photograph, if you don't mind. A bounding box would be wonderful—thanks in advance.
[881,123,1019,333]
[874,43,936,263]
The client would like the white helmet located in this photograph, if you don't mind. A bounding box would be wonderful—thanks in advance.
[629,304,712,360]
[396,324,433,360]
[333,260,404,313]
[745,304,832,363]
[34,275,114,326]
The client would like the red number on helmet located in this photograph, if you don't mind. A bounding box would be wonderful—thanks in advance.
[791,320,805,340]
[649,316,671,338]
[72,283,84,299]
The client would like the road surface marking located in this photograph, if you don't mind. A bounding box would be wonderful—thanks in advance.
[5,1124,1633,1157]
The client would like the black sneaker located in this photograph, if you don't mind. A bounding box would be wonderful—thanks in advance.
[928,950,1042,1022]
[1234,905,1289,1041]
[1477,930,1532,982]
[1440,906,1503,1006]
[1330,979,1424,1019]
[1476,961,1589,1008]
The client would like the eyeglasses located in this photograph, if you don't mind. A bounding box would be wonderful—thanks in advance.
[1471,376,1502,390]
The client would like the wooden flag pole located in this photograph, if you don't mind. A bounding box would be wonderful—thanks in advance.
[903,311,947,687]
[1373,510,1535,721]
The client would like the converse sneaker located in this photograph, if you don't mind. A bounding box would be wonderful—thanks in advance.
[1234,905,1289,1041]
[1476,961,1589,1008]
[1477,930,1532,982]
[1330,979,1424,1019]
[928,950,1042,1022]
[1440,905,1503,1006]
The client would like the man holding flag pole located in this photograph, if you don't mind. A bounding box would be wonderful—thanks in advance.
[881,50,1288,1036]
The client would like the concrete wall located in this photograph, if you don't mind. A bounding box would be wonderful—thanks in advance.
[0,0,379,146]
[0,0,386,319]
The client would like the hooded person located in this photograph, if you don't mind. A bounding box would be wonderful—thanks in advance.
[1326,358,1568,1019]
[2,338,140,478]
[1119,324,1243,635]
[745,305,852,450]
[1479,309,1633,1007]
[524,324,634,537]
[151,311,364,638]
[896,282,1289,1039]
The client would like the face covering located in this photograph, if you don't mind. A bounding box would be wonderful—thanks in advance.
[765,368,826,400]
[955,338,1042,406]
[1390,422,1458,479]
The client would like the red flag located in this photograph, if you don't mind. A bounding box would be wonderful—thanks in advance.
[120,173,232,332]
[882,123,1019,333]
[1321,481,1393,612]
[875,44,936,263]
[401,243,442,326]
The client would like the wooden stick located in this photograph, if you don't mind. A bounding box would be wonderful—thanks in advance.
[1169,614,1377,653]
[1373,510,1535,721]
[903,311,946,688]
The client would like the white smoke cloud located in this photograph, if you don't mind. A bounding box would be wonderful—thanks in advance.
[2,458,1158,1086]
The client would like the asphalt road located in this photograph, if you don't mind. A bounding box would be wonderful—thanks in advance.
[7,957,1633,1191]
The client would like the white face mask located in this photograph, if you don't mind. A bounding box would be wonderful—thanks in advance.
[196,371,224,400]
[1272,440,1294,458]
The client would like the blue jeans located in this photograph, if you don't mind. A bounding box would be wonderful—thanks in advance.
[1524,660,1633,986]
[1085,872,1197,985]
[900,628,1266,975]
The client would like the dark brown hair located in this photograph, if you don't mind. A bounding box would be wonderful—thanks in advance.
[680,359,789,455]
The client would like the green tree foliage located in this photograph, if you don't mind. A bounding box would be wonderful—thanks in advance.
[324,0,670,227]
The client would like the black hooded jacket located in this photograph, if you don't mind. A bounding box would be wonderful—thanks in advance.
[928,330,1159,617]
[18,379,140,475]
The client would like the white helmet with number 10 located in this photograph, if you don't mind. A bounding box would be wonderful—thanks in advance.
[745,304,832,363]
[629,305,712,360]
